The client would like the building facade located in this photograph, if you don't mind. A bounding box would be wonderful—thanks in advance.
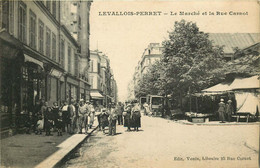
[87,51,118,107]
[0,0,92,137]
[128,43,163,99]
[89,50,104,104]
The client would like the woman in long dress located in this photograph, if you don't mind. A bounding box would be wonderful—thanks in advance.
[218,99,226,123]
[131,101,141,131]
[124,102,132,131]
[100,108,109,133]
[225,100,234,122]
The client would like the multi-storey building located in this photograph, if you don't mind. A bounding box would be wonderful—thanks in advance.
[0,0,92,137]
[128,43,163,99]
[89,50,103,104]
[60,0,92,102]
[87,50,118,106]
[139,43,164,75]
[100,54,116,106]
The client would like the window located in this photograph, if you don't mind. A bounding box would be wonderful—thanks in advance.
[68,46,71,73]
[1,1,8,29]
[98,78,101,90]
[98,63,101,74]
[46,1,51,11]
[45,27,51,57]
[38,20,44,54]
[29,10,37,49]
[89,61,93,72]
[52,33,56,61]
[89,76,93,89]
[9,0,14,35]
[60,39,65,67]
[78,16,81,29]
[18,1,27,43]
[74,52,78,76]
[52,1,56,18]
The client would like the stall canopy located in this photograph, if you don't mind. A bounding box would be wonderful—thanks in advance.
[235,92,259,115]
[90,91,104,99]
[229,75,259,90]
[202,83,232,93]
[200,75,260,115]
[202,75,259,93]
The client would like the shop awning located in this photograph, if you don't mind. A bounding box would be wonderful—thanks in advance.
[0,29,23,60]
[0,29,22,49]
[106,95,112,99]
[24,54,44,69]
[90,91,104,99]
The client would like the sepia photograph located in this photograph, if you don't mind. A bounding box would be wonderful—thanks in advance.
[0,0,259,168]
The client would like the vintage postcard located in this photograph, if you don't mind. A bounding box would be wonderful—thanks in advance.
[0,0,259,168]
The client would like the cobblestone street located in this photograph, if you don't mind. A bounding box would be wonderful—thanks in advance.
[63,116,259,168]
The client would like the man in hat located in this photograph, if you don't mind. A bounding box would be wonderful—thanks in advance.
[226,100,234,122]
[77,99,89,134]
[218,99,226,123]
[116,102,124,125]
[68,99,77,134]
[108,103,117,135]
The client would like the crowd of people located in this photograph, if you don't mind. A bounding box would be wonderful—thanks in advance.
[24,99,142,136]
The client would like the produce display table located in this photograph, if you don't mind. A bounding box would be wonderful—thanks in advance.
[185,112,213,123]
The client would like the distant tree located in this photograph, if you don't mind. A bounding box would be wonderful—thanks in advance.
[162,20,225,109]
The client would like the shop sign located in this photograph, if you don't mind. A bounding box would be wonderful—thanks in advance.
[67,77,79,86]
[50,69,63,78]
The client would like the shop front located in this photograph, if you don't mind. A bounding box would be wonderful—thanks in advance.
[90,90,104,105]
[60,76,66,105]
[1,30,23,136]
[79,80,86,101]
[79,80,91,102]
[47,68,63,106]
[66,76,79,103]
[0,31,45,136]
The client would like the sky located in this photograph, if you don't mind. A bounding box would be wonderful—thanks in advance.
[89,0,259,101]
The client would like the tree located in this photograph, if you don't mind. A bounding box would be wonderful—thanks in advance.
[134,60,165,98]
[162,20,225,109]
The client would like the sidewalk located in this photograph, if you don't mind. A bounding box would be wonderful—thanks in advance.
[174,119,260,126]
[1,126,98,168]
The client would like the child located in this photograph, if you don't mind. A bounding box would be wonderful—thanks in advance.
[35,116,43,135]
[56,111,63,136]
[45,107,53,136]
[52,102,60,131]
